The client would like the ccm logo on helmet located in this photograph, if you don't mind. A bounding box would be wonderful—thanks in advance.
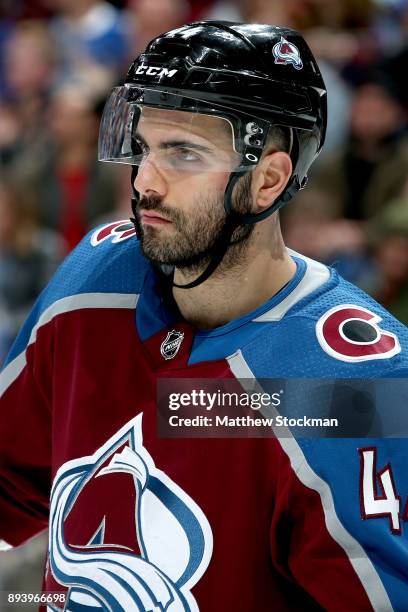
[316,304,401,362]
[91,221,136,246]
[135,63,178,78]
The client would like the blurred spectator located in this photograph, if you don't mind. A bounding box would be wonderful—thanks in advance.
[299,0,376,30]
[0,5,14,98]
[370,0,406,55]
[384,45,408,111]
[381,1,408,113]
[304,0,385,107]
[282,186,377,290]
[305,75,408,221]
[0,0,20,21]
[239,0,296,27]
[3,19,56,100]
[17,85,119,252]
[239,0,376,42]
[0,21,56,173]
[317,61,352,157]
[0,0,53,21]
[127,0,189,56]
[0,177,64,363]
[198,0,243,21]
[284,72,408,294]
[46,0,130,93]
[369,189,408,323]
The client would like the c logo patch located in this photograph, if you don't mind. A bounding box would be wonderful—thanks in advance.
[316,304,400,362]
[91,220,136,246]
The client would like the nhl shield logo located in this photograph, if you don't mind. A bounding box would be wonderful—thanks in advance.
[272,36,303,70]
[160,329,184,360]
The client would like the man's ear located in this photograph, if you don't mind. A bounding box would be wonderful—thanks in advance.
[252,152,292,210]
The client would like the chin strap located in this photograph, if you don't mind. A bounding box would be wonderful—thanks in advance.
[172,211,241,289]
[130,165,141,239]
[129,165,301,290]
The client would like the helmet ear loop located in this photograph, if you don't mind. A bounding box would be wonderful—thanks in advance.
[130,165,142,239]
[237,128,301,223]
[274,127,302,209]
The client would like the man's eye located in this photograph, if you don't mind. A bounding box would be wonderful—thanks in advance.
[172,147,201,163]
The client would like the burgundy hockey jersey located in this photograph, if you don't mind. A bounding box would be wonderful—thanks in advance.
[1,220,408,611]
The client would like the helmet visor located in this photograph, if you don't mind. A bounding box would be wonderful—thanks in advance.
[98,85,253,174]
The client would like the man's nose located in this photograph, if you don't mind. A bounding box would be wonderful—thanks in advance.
[134,158,168,198]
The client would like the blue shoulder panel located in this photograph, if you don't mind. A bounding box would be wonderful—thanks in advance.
[4,222,150,366]
[241,272,408,378]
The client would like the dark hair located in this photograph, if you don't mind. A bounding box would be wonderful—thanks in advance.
[265,125,292,155]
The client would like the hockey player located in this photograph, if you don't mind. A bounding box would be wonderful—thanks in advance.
[1,21,408,611]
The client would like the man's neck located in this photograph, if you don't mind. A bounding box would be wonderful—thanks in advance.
[172,230,296,330]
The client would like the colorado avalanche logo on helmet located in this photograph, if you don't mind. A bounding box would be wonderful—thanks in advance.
[272,36,303,71]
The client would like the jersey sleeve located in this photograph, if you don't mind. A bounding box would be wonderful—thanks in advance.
[0,226,102,549]
[0,222,144,549]
[270,435,408,611]
[0,313,52,548]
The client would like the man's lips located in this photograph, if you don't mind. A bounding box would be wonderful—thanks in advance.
[139,210,173,226]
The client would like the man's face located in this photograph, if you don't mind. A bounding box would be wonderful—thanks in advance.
[133,108,253,269]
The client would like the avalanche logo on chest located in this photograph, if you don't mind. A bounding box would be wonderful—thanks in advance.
[48,413,213,611]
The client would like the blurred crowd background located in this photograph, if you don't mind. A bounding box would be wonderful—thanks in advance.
[0,0,407,603]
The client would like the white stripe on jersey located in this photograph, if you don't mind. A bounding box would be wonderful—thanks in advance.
[0,293,139,398]
[253,250,330,322]
[227,349,392,612]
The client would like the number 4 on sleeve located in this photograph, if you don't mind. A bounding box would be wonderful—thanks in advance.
[359,447,404,534]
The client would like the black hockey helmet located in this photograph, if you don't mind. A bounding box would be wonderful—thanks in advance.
[98,21,327,287]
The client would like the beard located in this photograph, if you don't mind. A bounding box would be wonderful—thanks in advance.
[135,173,254,273]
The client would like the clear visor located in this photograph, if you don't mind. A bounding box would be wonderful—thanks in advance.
[98,86,246,174]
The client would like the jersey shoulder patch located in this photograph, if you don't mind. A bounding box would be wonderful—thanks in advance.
[303,273,408,370]
[316,303,401,363]
[90,220,137,246]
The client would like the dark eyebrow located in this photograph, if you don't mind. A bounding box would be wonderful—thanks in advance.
[133,133,212,154]
[159,140,213,154]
